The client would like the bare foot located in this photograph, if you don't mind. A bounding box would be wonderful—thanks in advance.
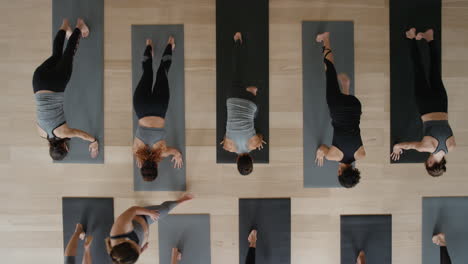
[316,32,330,43]
[76,18,90,38]
[356,250,366,264]
[416,29,434,42]
[338,73,351,95]
[60,19,73,39]
[246,86,258,96]
[234,32,243,44]
[406,28,416,39]
[248,229,257,247]
[168,36,176,51]
[432,233,447,246]
[84,236,94,249]
[74,223,86,240]
[146,39,154,57]
[177,193,194,203]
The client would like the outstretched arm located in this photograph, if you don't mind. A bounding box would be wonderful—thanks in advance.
[391,141,429,161]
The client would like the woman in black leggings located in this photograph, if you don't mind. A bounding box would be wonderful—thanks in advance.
[391,28,456,177]
[245,230,257,264]
[433,233,452,264]
[133,37,183,182]
[33,18,99,160]
[314,32,366,188]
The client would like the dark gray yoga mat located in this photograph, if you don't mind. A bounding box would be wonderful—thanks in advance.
[216,0,269,164]
[390,0,441,163]
[131,25,186,191]
[422,197,468,264]
[158,214,211,264]
[53,0,104,164]
[341,215,392,264]
[302,21,355,188]
[239,198,291,264]
[62,197,114,264]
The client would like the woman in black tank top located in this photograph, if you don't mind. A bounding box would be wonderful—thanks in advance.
[314,32,366,188]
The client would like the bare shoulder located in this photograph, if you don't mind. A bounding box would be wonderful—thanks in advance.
[447,136,456,151]
[327,146,343,161]
[420,136,438,152]
[354,146,366,160]
[51,123,71,138]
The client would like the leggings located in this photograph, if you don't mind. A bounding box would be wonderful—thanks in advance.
[410,39,448,115]
[440,246,452,264]
[245,247,255,264]
[64,256,75,264]
[142,200,178,225]
[133,44,172,119]
[33,28,81,93]
[226,39,256,103]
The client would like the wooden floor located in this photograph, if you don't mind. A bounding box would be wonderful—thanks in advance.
[1,0,468,263]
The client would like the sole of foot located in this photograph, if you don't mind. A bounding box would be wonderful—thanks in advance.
[178,193,194,203]
[248,230,257,243]
[356,250,366,264]
[61,19,73,39]
[432,233,447,246]
[416,29,434,42]
[146,39,154,57]
[316,32,330,43]
[406,28,416,39]
[168,36,175,51]
[234,32,242,43]
[76,18,90,38]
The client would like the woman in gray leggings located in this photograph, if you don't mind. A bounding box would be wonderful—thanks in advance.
[106,194,193,264]
[64,224,93,264]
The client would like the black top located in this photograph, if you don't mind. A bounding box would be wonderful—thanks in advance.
[423,120,453,154]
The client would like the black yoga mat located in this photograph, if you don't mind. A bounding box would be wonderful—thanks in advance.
[62,197,114,264]
[53,0,104,163]
[158,214,211,264]
[422,197,468,264]
[302,21,355,187]
[216,0,269,163]
[340,215,392,264]
[131,25,186,191]
[390,0,441,163]
[239,198,291,264]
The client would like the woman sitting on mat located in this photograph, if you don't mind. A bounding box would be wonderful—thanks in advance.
[391,28,455,177]
[314,32,366,188]
[244,229,257,264]
[33,18,99,161]
[171,248,182,264]
[133,37,183,182]
[106,193,193,264]
[433,233,452,264]
[221,32,266,176]
[64,223,93,264]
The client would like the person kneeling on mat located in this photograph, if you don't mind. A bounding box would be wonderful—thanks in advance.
[33,18,99,161]
[314,32,366,188]
[433,233,452,264]
[64,223,93,264]
[221,32,266,176]
[391,28,456,177]
[106,193,193,264]
[133,37,184,182]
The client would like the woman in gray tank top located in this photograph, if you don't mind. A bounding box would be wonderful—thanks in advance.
[64,223,93,264]
[132,37,183,182]
[220,32,266,176]
[391,28,456,177]
[33,18,99,161]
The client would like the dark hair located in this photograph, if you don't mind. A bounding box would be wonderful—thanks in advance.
[141,160,158,181]
[338,166,361,188]
[48,138,69,160]
[426,157,447,177]
[237,154,253,175]
[109,242,140,264]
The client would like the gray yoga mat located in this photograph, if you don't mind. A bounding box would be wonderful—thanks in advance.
[422,197,468,264]
[158,214,211,264]
[341,215,392,264]
[239,198,291,264]
[53,0,104,164]
[131,25,186,191]
[302,21,355,188]
[62,197,114,264]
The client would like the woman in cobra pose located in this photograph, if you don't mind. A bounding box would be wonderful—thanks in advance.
[106,193,193,264]
[133,37,183,182]
[391,28,455,177]
[64,223,93,264]
[221,32,266,176]
[314,32,366,188]
[33,18,99,160]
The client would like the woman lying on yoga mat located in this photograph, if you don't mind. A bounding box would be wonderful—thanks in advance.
[433,233,452,264]
[244,229,257,264]
[314,32,366,188]
[106,193,193,264]
[64,223,93,264]
[33,18,99,161]
[221,32,266,176]
[391,28,456,177]
[133,37,183,182]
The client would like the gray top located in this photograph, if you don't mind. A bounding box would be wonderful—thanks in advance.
[423,120,454,154]
[35,92,66,138]
[136,125,167,146]
[226,98,257,154]
[132,220,145,247]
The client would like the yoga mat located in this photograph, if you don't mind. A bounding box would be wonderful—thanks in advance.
[62,197,114,264]
[158,214,211,264]
[131,25,186,191]
[53,0,104,164]
[239,198,291,264]
[390,0,441,163]
[341,215,392,264]
[216,0,269,163]
[302,21,355,188]
[422,197,468,264]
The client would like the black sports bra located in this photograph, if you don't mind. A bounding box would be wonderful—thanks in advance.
[332,129,363,164]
